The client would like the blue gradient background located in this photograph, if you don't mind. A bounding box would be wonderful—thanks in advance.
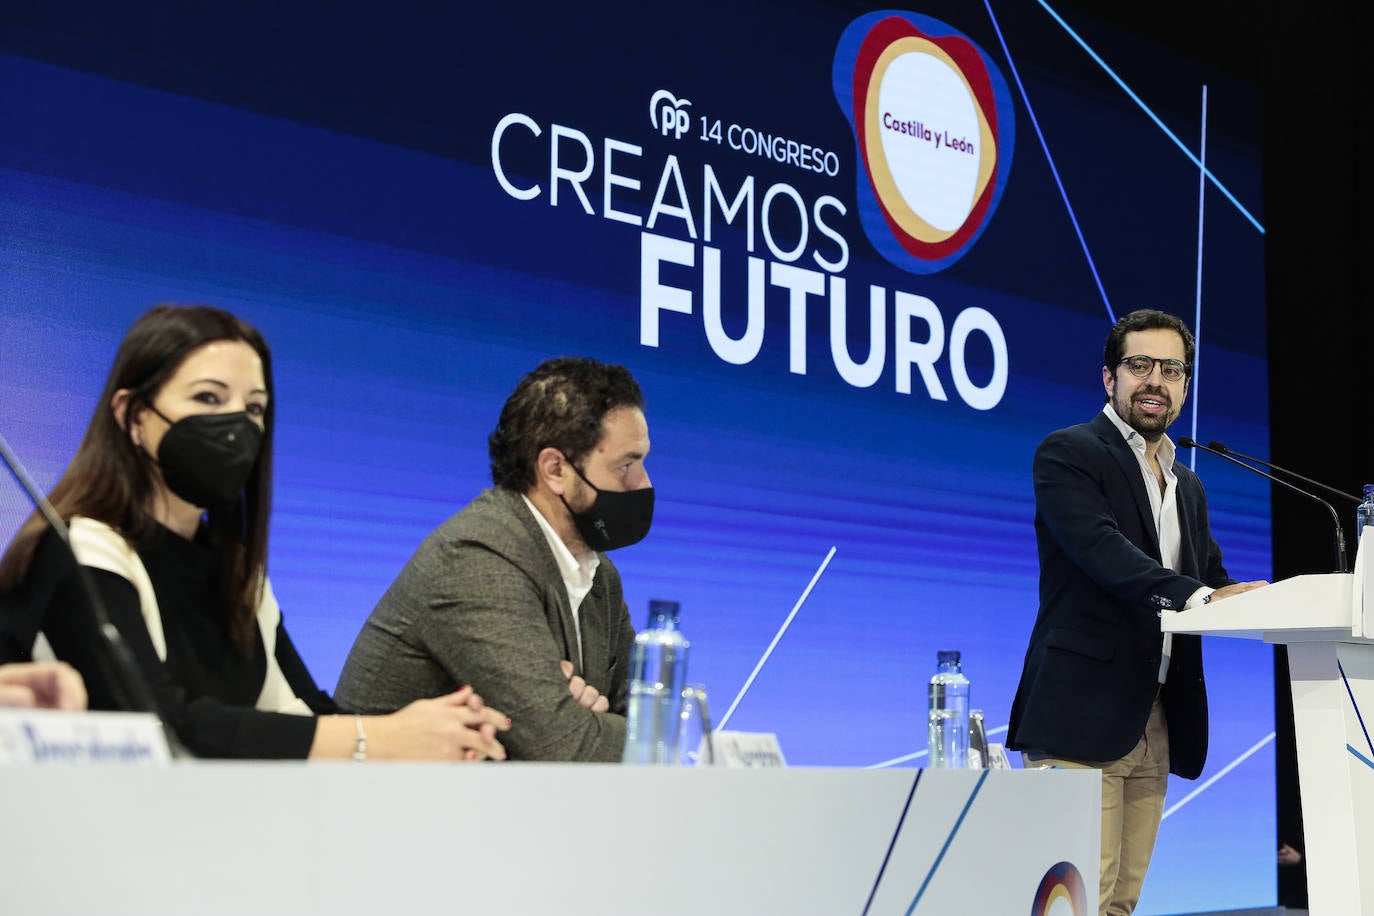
[0,3,1272,912]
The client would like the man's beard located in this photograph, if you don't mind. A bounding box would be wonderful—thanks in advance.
[1114,388,1175,442]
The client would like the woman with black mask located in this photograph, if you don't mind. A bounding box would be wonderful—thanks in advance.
[0,305,508,760]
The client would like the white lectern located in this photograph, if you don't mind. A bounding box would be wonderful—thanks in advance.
[1163,537,1374,916]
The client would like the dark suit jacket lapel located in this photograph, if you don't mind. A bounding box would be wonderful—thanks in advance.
[1092,411,1163,560]
[1173,471,1203,578]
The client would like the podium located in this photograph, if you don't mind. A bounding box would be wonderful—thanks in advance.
[1162,539,1374,916]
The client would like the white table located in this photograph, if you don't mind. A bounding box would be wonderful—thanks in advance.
[1,762,1098,915]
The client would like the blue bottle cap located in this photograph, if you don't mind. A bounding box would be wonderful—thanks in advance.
[647,599,681,626]
[937,649,961,664]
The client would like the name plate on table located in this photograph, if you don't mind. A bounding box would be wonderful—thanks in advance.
[712,731,787,768]
[0,709,171,765]
[986,742,1013,769]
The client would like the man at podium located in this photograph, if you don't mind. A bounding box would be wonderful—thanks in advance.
[1007,309,1266,915]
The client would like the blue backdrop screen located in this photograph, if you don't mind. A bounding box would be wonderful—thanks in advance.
[0,3,1271,912]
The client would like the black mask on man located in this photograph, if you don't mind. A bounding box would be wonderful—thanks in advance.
[560,461,654,551]
[146,406,263,508]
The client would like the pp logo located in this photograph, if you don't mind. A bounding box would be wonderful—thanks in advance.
[832,12,1015,274]
[649,89,692,139]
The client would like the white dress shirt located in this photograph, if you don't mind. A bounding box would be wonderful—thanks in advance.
[1101,404,1202,682]
[522,494,600,670]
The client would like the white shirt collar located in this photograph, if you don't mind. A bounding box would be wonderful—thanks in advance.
[520,494,600,593]
[519,494,599,671]
[1101,402,1176,472]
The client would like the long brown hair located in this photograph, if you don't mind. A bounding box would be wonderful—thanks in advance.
[0,305,275,650]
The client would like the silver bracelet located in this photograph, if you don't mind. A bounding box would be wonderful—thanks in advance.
[352,714,368,762]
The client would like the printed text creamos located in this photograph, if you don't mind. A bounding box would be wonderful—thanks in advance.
[491,112,1008,411]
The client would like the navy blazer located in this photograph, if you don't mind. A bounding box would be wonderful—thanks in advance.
[1006,411,1234,779]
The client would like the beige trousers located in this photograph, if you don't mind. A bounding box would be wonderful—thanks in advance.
[1025,696,1170,916]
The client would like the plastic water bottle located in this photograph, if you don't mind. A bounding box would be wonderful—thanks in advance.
[622,599,689,765]
[1358,485,1374,547]
[928,650,970,768]
[968,709,989,769]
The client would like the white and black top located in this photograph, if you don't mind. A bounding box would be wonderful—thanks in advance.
[0,517,336,758]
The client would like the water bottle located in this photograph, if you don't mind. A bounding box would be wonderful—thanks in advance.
[1358,485,1374,547]
[622,599,689,765]
[928,650,970,768]
[968,708,989,769]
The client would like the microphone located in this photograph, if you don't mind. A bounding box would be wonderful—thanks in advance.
[1178,437,1349,573]
[0,431,186,754]
[1205,440,1361,505]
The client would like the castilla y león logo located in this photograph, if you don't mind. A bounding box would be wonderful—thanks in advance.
[833,12,1015,274]
[1031,861,1089,916]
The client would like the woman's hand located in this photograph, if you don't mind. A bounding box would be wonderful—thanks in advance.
[0,662,88,711]
[370,686,510,761]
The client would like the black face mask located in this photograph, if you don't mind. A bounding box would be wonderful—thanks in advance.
[146,407,263,508]
[560,460,654,551]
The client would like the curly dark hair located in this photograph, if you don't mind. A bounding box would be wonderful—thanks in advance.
[1103,309,1196,377]
[488,357,644,492]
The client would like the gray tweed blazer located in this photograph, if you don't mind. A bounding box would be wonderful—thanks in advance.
[334,487,634,761]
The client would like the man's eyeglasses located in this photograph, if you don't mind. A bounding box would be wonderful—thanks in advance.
[1117,355,1189,382]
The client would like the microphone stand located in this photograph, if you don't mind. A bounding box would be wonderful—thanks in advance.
[0,432,188,756]
[1179,437,1348,574]
[1206,440,1361,505]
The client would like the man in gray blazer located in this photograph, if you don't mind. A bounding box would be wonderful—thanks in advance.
[335,357,653,761]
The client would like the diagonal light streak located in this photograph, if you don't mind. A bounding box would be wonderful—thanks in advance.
[905,771,989,915]
[985,0,1115,324]
[1037,0,1265,234]
[1188,84,1208,471]
[861,771,921,916]
[868,749,927,769]
[715,546,836,731]
[1162,732,1274,819]
[1339,659,1374,758]
[865,725,1009,769]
